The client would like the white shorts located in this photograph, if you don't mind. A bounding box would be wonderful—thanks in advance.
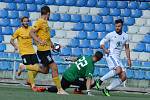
[105,55,125,71]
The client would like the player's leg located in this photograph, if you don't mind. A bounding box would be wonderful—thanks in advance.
[47,77,71,93]
[37,50,68,94]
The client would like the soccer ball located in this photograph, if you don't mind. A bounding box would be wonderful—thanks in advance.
[52,43,61,54]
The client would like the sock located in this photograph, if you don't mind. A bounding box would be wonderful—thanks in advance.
[100,70,116,81]
[53,76,62,90]
[27,71,35,87]
[26,64,40,72]
[106,78,122,90]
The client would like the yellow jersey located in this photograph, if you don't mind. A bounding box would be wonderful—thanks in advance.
[32,18,51,51]
[11,27,35,55]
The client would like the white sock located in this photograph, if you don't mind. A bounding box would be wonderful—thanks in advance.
[106,78,122,90]
[100,70,116,81]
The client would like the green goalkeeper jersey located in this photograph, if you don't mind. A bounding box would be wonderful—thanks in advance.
[63,56,95,82]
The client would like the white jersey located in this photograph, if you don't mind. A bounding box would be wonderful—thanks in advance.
[100,31,129,59]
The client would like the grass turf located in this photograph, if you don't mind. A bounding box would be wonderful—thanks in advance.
[0,85,150,100]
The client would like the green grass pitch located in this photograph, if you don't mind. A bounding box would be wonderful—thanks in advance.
[0,85,150,100]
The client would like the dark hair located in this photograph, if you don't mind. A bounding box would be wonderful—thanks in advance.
[21,16,29,22]
[94,51,103,59]
[115,19,123,25]
[41,6,50,15]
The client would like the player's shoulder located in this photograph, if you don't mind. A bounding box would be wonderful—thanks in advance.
[107,31,115,36]
[122,31,128,37]
[35,18,45,24]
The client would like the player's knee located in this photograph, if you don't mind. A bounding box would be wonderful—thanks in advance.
[119,72,126,82]
[115,66,122,75]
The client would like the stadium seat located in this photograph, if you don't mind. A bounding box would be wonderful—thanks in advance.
[64,23,75,30]
[117,1,128,9]
[92,16,102,24]
[87,32,98,40]
[0,44,6,52]
[58,6,69,13]
[134,70,145,80]
[0,19,10,27]
[139,2,150,10]
[124,17,135,26]
[17,3,26,11]
[1,27,13,35]
[69,39,79,47]
[128,2,139,9]
[55,0,65,6]
[107,1,117,8]
[53,22,64,30]
[110,8,121,16]
[77,31,87,39]
[133,43,146,52]
[0,52,8,58]
[98,32,107,40]
[50,13,60,21]
[45,0,54,5]
[145,71,150,80]
[72,23,84,31]
[72,48,83,56]
[79,40,90,48]
[82,48,93,56]
[58,65,66,74]
[0,10,8,18]
[70,14,81,22]
[68,7,79,14]
[19,11,29,18]
[146,44,150,52]
[99,68,109,76]
[35,0,45,4]
[60,47,71,56]
[2,0,13,3]
[76,0,87,7]
[142,62,150,67]
[6,3,17,10]
[123,25,128,32]
[102,16,113,24]
[60,14,71,22]
[94,67,100,76]
[24,0,34,4]
[55,30,66,38]
[50,29,55,38]
[142,34,150,44]
[65,0,76,6]
[79,7,90,15]
[121,9,131,17]
[14,0,24,3]
[97,0,107,8]
[49,5,59,13]
[126,69,134,79]
[139,26,150,34]
[84,23,95,31]
[132,60,141,67]
[131,9,142,18]
[0,36,3,43]
[81,15,92,23]
[98,8,110,16]
[90,40,100,49]
[89,8,100,15]
[10,19,20,27]
[106,24,115,32]
[86,0,97,7]
[95,24,106,32]
[8,11,19,19]
[27,4,37,12]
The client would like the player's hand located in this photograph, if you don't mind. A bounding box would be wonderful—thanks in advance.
[127,59,132,68]
[104,49,109,54]
[39,40,46,46]
[14,45,18,51]
[86,90,94,96]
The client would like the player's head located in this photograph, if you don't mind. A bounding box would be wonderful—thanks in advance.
[21,16,29,28]
[41,6,50,20]
[93,51,103,62]
[115,19,123,34]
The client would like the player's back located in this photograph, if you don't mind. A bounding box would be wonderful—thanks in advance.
[63,56,94,82]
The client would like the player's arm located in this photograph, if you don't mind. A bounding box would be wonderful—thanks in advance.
[10,30,19,50]
[100,33,110,54]
[125,43,132,67]
[30,29,45,45]
[85,65,94,96]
